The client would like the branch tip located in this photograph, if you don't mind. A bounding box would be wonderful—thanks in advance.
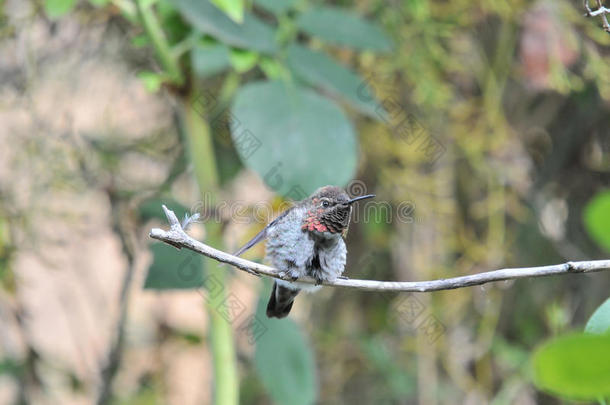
[161,204,181,229]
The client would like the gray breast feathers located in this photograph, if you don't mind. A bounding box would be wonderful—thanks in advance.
[265,207,314,273]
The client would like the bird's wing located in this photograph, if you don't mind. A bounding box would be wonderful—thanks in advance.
[233,208,293,257]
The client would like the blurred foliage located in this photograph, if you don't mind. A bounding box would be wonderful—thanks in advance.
[531,298,610,401]
[584,190,610,252]
[144,243,205,289]
[211,0,243,24]
[532,333,610,400]
[44,0,77,18]
[586,298,610,335]
[253,282,316,405]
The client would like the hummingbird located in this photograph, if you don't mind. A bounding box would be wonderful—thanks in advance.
[234,185,375,318]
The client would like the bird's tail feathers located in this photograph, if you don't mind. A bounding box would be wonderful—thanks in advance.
[266,282,300,318]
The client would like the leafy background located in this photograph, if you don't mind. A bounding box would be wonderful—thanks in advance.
[0,0,609,404]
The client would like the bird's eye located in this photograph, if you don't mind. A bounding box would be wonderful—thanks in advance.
[322,200,330,208]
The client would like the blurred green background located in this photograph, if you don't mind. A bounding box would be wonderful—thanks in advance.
[0,0,609,404]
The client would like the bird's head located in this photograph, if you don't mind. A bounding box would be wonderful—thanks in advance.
[301,185,375,235]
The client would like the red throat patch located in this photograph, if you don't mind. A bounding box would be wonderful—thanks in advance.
[301,212,329,233]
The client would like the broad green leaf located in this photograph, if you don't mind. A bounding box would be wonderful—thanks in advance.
[191,44,231,77]
[170,0,276,53]
[583,190,610,252]
[88,0,109,6]
[210,0,244,23]
[44,0,77,18]
[144,243,204,289]
[230,80,357,196]
[296,6,392,51]
[254,0,297,15]
[532,333,610,400]
[585,298,610,335]
[229,49,259,73]
[254,284,317,405]
[286,45,384,119]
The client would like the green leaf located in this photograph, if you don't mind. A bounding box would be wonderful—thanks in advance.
[586,298,610,335]
[0,359,22,376]
[191,44,231,77]
[88,0,109,6]
[137,71,164,92]
[210,0,244,23]
[131,34,149,48]
[176,330,204,344]
[144,243,204,289]
[583,190,610,252]
[230,80,357,196]
[296,6,392,51]
[532,333,610,400]
[254,0,297,15]
[286,45,384,119]
[254,284,317,405]
[170,0,276,53]
[156,1,191,45]
[229,49,259,73]
[44,0,77,19]
[259,57,288,79]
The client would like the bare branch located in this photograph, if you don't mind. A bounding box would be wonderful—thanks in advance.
[584,0,610,32]
[149,206,610,293]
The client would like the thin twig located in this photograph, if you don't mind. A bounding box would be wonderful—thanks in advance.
[97,190,137,405]
[149,206,610,293]
[584,0,610,32]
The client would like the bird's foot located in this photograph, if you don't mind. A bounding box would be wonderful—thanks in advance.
[279,269,300,281]
[337,275,349,280]
[307,269,323,285]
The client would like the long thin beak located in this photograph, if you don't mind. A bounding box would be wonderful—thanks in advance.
[347,194,376,204]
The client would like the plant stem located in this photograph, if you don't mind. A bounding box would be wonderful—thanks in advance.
[134,2,236,400]
[135,0,184,85]
[181,91,239,405]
